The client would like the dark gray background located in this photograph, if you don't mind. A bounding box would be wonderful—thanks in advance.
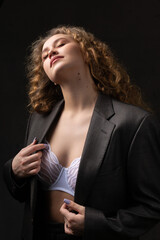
[0,0,160,239]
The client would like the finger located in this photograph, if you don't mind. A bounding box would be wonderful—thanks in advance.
[26,158,41,172]
[19,158,41,177]
[21,143,47,156]
[64,199,85,215]
[25,151,42,165]
[60,203,76,220]
[31,137,38,145]
[17,161,41,177]
[64,222,74,235]
[25,137,38,149]
[19,152,42,169]
[28,165,41,175]
[64,216,71,228]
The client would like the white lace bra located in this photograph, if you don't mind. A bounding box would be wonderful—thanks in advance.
[38,141,81,196]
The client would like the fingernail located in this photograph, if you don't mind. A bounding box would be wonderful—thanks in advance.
[32,137,37,142]
[64,199,71,204]
[44,144,49,150]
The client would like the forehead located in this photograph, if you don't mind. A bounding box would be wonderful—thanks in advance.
[42,34,74,50]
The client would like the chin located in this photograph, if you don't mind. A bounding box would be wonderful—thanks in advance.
[51,64,74,83]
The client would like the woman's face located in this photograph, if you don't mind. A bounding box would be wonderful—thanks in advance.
[42,34,86,84]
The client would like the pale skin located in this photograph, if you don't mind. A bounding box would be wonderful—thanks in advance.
[12,138,46,178]
[12,33,98,235]
[60,200,85,236]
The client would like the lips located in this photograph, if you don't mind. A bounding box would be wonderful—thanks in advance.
[50,56,64,67]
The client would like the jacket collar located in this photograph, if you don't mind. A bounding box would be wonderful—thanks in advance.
[26,99,64,145]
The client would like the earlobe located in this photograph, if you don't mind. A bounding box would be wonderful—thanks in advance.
[83,52,89,64]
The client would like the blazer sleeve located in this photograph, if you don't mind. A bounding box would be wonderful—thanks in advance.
[3,114,33,202]
[84,114,160,239]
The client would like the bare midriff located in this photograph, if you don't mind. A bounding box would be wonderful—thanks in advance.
[41,190,74,223]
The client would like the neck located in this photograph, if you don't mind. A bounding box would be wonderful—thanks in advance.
[60,70,98,113]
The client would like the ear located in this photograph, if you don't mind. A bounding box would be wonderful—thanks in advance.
[83,51,89,64]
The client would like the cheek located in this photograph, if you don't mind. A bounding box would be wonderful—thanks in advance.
[69,51,84,66]
[66,45,83,61]
[42,62,53,80]
[43,61,49,74]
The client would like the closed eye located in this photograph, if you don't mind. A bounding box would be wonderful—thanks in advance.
[57,43,65,47]
[42,54,48,61]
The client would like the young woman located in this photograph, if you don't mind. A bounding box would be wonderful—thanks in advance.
[3,25,160,240]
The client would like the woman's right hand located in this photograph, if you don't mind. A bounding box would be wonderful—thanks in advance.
[12,138,46,179]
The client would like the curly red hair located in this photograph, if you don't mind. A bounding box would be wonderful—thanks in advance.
[26,25,150,113]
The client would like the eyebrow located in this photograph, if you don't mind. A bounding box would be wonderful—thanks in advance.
[42,37,68,54]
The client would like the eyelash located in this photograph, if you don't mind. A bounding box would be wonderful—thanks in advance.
[57,43,65,47]
[42,55,48,60]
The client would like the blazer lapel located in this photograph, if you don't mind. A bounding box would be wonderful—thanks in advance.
[74,93,115,205]
[27,100,64,145]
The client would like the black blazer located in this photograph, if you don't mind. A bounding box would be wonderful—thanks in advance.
[3,93,160,240]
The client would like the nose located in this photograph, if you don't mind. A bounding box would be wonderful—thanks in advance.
[48,49,58,59]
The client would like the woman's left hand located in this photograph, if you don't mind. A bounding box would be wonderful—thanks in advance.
[60,199,85,236]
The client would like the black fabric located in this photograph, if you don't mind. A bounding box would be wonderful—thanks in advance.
[3,93,160,240]
[33,222,82,240]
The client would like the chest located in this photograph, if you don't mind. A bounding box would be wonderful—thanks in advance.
[47,112,92,167]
